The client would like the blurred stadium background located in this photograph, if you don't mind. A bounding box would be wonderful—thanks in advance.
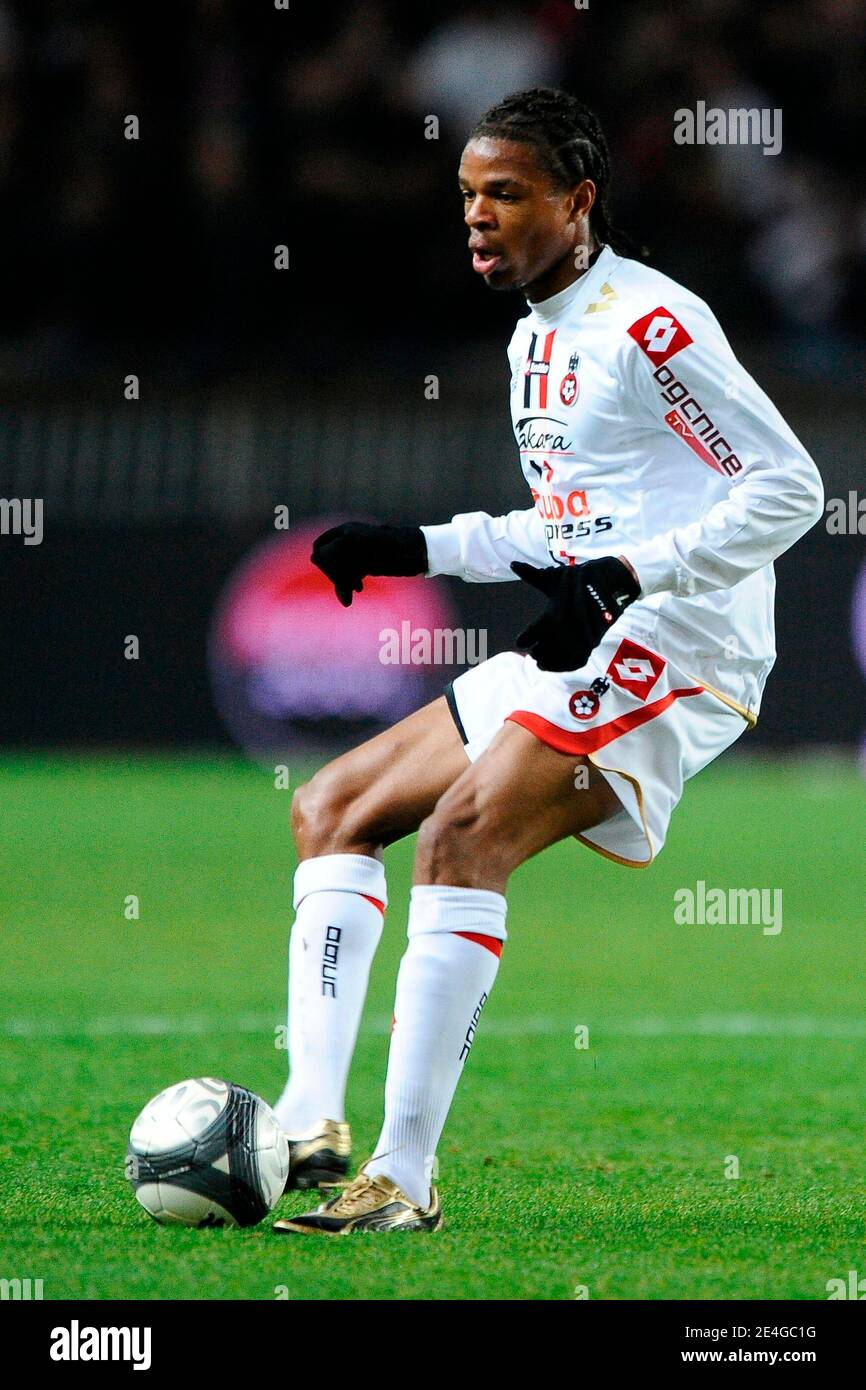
[0,0,864,753]
[1,0,865,1303]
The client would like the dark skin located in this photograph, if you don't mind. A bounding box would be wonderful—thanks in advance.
[459,136,598,301]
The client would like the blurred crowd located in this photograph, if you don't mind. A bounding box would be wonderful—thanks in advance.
[1,0,864,387]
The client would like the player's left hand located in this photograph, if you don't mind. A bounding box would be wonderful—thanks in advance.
[311,522,428,607]
[511,556,641,672]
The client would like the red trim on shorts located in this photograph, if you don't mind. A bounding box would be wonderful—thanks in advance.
[455,931,503,958]
[506,685,704,755]
[361,894,385,915]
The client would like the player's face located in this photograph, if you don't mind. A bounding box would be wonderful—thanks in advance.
[458,137,596,300]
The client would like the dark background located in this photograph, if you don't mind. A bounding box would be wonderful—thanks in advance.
[1,0,864,749]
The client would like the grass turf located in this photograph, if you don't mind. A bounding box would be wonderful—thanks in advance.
[0,750,863,1300]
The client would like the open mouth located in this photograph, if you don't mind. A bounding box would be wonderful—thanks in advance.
[471,248,503,275]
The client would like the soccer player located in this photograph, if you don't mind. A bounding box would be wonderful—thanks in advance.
[271,89,823,1235]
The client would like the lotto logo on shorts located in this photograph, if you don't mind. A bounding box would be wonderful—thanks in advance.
[607,639,666,699]
[627,307,693,365]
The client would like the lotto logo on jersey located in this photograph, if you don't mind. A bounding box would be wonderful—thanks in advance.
[627,307,693,365]
[607,639,666,699]
[522,329,557,408]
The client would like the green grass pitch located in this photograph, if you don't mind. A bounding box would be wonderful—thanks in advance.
[0,750,863,1300]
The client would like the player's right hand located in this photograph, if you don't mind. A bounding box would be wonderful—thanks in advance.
[311,522,429,607]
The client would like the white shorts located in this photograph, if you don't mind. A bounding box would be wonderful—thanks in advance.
[445,631,751,867]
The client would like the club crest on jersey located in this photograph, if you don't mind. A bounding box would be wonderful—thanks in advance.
[569,689,600,721]
[607,639,666,700]
[558,349,580,406]
[627,307,693,365]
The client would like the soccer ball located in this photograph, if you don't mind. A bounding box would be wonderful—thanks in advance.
[126,1077,289,1228]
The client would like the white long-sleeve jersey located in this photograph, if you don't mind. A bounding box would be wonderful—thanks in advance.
[421,245,824,721]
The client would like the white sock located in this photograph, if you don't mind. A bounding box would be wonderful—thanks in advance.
[365,885,506,1207]
[272,854,386,1135]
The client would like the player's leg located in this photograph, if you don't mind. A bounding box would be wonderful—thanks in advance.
[273,696,470,1185]
[290,693,472,859]
[276,721,621,1231]
[412,715,621,889]
[362,721,618,1200]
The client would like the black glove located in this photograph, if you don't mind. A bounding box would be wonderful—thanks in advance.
[511,556,640,671]
[311,522,428,607]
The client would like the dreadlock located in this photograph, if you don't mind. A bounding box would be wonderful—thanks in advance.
[468,88,646,259]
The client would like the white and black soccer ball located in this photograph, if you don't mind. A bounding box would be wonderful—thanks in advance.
[126,1077,289,1228]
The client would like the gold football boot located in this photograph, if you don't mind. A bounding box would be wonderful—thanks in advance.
[273,1161,442,1235]
[282,1118,351,1191]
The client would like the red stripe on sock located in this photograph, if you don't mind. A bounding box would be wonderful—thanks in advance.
[361,894,385,915]
[455,931,503,958]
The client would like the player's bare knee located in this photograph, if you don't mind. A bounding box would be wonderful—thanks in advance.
[414,810,464,883]
[415,797,512,888]
[292,766,387,857]
[291,769,351,856]
[290,779,321,852]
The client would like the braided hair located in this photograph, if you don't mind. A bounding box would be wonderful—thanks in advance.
[468,88,645,258]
